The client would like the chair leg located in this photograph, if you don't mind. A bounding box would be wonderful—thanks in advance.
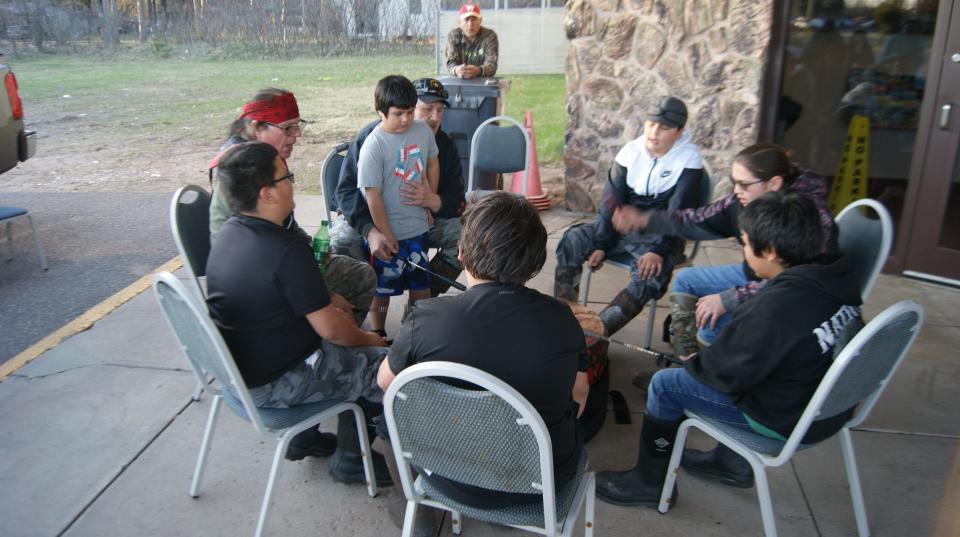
[579,264,591,306]
[658,420,690,513]
[4,220,11,261]
[840,428,870,537]
[25,214,47,270]
[584,473,596,537]
[352,405,379,498]
[645,299,657,348]
[191,380,204,402]
[753,464,779,537]
[451,510,462,535]
[254,435,291,537]
[401,500,418,537]
[190,394,223,498]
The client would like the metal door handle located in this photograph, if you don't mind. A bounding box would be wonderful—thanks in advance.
[941,103,953,129]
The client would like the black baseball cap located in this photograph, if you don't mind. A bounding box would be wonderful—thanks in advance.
[645,96,687,129]
[413,78,449,107]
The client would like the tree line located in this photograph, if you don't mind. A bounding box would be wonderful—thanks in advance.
[1,0,437,56]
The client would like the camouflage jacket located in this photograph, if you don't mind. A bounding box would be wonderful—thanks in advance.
[445,27,499,77]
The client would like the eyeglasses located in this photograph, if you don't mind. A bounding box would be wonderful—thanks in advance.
[271,172,295,185]
[729,177,764,190]
[263,121,304,136]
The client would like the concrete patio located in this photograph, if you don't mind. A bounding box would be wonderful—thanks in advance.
[1,196,957,537]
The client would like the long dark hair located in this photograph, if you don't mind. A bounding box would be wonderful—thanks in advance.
[733,143,799,187]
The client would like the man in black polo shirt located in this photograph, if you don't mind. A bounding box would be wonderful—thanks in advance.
[206,141,389,480]
[333,77,465,298]
[376,192,589,516]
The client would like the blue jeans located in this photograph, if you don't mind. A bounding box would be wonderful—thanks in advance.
[646,368,751,431]
[672,263,747,344]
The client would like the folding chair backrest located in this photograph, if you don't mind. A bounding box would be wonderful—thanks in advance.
[319,142,349,223]
[152,272,267,433]
[780,301,923,458]
[170,185,212,298]
[386,362,552,495]
[836,198,893,303]
[468,115,530,193]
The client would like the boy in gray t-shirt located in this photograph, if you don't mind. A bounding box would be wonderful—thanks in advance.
[358,75,439,336]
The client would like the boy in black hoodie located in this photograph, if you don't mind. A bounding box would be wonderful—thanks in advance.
[596,191,864,507]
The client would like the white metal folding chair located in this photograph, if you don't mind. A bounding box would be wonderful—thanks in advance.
[169,185,213,400]
[152,272,378,537]
[384,361,596,537]
[1,206,47,270]
[465,115,530,203]
[319,141,349,223]
[657,300,924,537]
[578,169,714,347]
[836,198,893,303]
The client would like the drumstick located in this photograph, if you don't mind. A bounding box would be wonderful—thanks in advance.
[582,330,684,365]
[398,256,467,291]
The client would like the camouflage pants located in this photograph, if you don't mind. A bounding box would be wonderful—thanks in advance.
[330,215,463,270]
[554,221,684,304]
[325,254,376,326]
[247,340,388,408]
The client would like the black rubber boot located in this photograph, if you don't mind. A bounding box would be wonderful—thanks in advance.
[554,266,581,302]
[599,289,647,337]
[285,427,337,461]
[681,443,754,488]
[596,414,680,507]
[328,411,392,487]
[428,256,463,297]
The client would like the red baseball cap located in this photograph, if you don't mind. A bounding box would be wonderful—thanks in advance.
[459,3,481,19]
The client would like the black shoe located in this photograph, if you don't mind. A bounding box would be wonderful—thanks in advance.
[329,449,393,487]
[681,444,754,488]
[596,467,677,508]
[285,428,337,461]
[328,412,393,487]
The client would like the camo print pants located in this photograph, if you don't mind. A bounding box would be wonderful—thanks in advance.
[248,340,388,408]
[330,215,462,270]
[554,221,685,304]
[325,253,377,326]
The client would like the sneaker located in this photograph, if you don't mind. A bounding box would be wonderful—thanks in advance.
[285,429,337,461]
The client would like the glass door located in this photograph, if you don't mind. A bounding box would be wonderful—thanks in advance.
[901,0,960,282]
[773,0,941,255]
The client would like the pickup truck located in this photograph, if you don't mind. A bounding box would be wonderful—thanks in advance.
[0,53,35,174]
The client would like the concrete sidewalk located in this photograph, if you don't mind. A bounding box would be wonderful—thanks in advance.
[1,196,958,537]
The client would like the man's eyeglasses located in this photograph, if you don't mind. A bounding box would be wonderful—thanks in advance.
[729,177,763,190]
[263,121,305,136]
[271,172,295,185]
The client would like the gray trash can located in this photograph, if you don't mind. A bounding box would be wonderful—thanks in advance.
[438,76,502,191]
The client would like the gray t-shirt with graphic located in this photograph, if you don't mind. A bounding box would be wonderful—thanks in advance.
[358,119,438,241]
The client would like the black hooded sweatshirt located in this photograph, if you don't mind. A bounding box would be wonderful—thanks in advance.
[684,253,864,443]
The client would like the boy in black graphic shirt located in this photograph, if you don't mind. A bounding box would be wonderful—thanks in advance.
[596,191,864,507]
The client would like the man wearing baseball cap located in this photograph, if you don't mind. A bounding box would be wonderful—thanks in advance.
[333,77,466,298]
[446,3,499,78]
[554,96,704,338]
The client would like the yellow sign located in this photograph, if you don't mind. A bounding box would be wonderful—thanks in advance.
[829,115,870,215]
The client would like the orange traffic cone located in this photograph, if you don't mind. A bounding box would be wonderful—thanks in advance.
[511,111,551,211]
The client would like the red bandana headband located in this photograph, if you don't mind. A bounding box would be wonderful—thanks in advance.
[240,92,300,124]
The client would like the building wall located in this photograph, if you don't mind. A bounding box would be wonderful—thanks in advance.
[563,0,774,211]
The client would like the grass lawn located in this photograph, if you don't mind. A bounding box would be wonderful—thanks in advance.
[11,54,565,168]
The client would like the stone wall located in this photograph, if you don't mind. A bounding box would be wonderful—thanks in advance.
[564,0,773,211]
